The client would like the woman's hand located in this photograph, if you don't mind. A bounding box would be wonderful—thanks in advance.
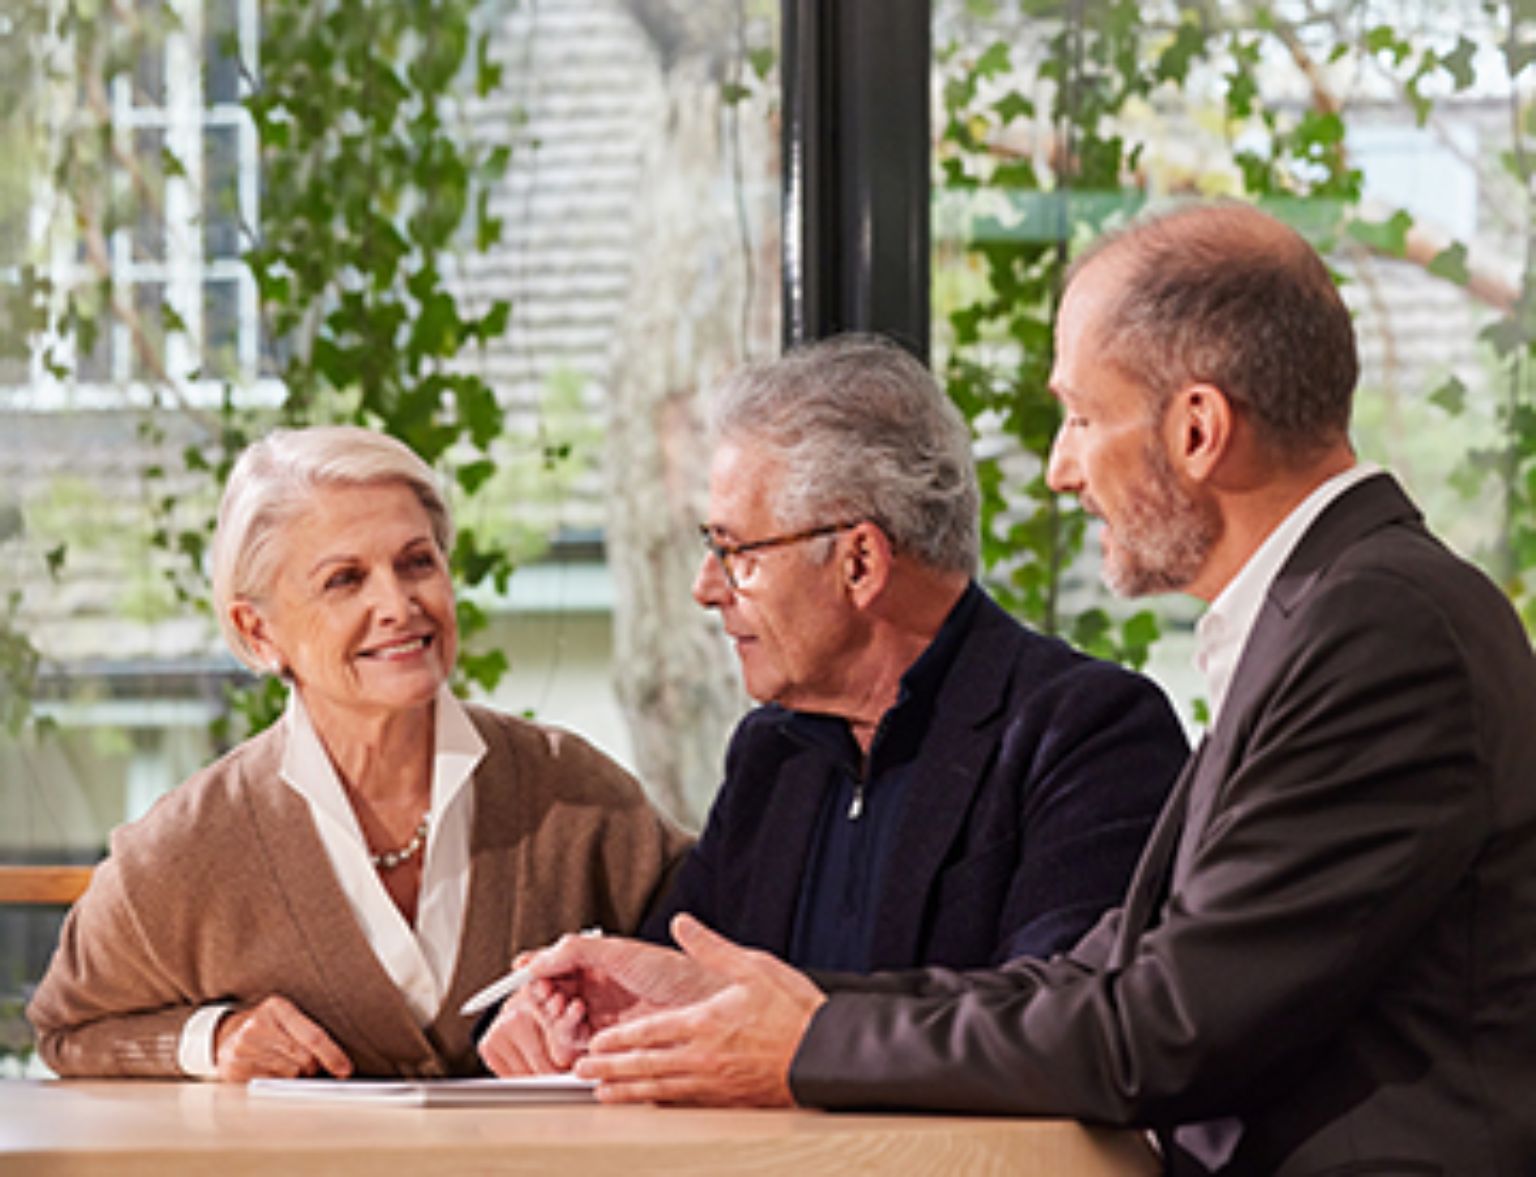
[478,982,588,1076]
[213,995,353,1083]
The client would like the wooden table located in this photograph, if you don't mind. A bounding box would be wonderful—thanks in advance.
[0,1080,1160,1176]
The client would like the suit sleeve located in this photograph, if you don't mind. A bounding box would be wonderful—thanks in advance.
[993,661,1186,962]
[790,570,1488,1124]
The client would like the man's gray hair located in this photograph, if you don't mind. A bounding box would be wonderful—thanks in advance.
[1073,200,1357,459]
[211,425,453,672]
[709,334,979,574]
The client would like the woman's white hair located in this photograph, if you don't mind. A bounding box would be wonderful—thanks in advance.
[211,426,453,672]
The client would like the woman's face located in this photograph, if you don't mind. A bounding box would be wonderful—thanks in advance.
[233,481,457,733]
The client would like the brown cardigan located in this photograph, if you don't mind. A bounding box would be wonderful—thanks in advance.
[27,704,691,1078]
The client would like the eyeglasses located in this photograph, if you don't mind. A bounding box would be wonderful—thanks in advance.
[698,521,859,591]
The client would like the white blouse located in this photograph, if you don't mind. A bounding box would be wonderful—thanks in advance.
[177,683,485,1077]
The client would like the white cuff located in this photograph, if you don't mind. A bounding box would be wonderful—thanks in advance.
[177,1003,234,1079]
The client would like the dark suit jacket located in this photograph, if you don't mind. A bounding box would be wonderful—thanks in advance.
[790,474,1536,1176]
[641,588,1188,969]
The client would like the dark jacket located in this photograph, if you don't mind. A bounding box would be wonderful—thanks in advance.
[642,587,1187,970]
[792,475,1536,1177]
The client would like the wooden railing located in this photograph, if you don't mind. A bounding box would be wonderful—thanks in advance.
[0,866,94,906]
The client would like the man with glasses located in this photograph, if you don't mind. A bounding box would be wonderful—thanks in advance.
[490,205,1536,1175]
[479,332,1186,1075]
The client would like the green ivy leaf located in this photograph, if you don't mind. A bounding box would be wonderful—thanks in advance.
[1509,38,1536,78]
[456,459,496,495]
[478,299,511,341]
[993,90,1033,124]
[1429,375,1468,416]
[1481,316,1529,357]
[1427,242,1471,286]
[1442,36,1477,90]
[1347,210,1413,256]
[455,378,503,450]
[1155,18,1205,85]
[1364,25,1409,64]
[747,47,776,80]
[975,41,1011,79]
[458,647,509,693]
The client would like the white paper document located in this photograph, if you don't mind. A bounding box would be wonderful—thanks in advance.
[249,1074,597,1106]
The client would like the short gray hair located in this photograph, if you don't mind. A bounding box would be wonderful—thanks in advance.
[709,334,979,574]
[211,426,453,671]
[1074,201,1357,458]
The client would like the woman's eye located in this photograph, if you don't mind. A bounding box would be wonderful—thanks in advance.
[402,551,439,576]
[324,568,362,591]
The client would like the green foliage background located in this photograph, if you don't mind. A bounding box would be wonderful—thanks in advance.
[935,0,1535,681]
[2,0,1533,739]
[4,0,540,737]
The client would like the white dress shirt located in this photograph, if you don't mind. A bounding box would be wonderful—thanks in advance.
[1194,462,1380,723]
[178,683,485,1077]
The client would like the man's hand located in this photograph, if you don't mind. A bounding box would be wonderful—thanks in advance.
[213,994,352,1083]
[567,914,826,1107]
[520,920,731,1035]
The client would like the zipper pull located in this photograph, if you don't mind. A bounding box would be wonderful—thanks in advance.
[848,784,864,820]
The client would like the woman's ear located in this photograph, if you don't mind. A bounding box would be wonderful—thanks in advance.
[229,600,282,675]
[842,521,894,606]
[1168,382,1234,483]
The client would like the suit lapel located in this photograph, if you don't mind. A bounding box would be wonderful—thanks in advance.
[866,596,1017,969]
[739,733,835,952]
[1171,473,1425,882]
[1109,736,1204,967]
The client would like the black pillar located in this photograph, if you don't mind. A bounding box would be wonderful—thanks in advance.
[781,0,930,363]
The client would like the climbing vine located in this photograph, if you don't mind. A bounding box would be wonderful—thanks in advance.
[6,0,533,737]
[936,0,1535,679]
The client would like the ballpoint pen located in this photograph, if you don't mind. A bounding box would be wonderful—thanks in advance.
[459,927,602,1016]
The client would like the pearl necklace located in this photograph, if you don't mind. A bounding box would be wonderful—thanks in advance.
[371,815,429,871]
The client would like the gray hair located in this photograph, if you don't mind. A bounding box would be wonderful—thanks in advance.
[709,334,979,573]
[211,425,453,671]
[1073,201,1357,459]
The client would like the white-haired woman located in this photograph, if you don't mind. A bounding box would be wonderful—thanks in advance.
[29,426,689,1081]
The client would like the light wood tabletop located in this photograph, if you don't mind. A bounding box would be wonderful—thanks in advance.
[0,1079,1160,1176]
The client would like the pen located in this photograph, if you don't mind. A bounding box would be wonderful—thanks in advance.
[459,927,602,1016]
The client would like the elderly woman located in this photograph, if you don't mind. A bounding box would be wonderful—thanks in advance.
[28,426,689,1081]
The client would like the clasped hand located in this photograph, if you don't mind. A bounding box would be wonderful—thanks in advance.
[477,914,826,1107]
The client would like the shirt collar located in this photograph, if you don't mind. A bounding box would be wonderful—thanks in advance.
[280,684,486,830]
[895,579,983,713]
[1195,462,1380,724]
[782,579,983,762]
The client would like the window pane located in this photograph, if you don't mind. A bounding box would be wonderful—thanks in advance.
[130,0,167,108]
[3,0,785,1073]
[202,278,239,380]
[203,126,241,259]
[75,316,113,384]
[203,0,242,106]
[129,128,166,264]
[130,282,164,380]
